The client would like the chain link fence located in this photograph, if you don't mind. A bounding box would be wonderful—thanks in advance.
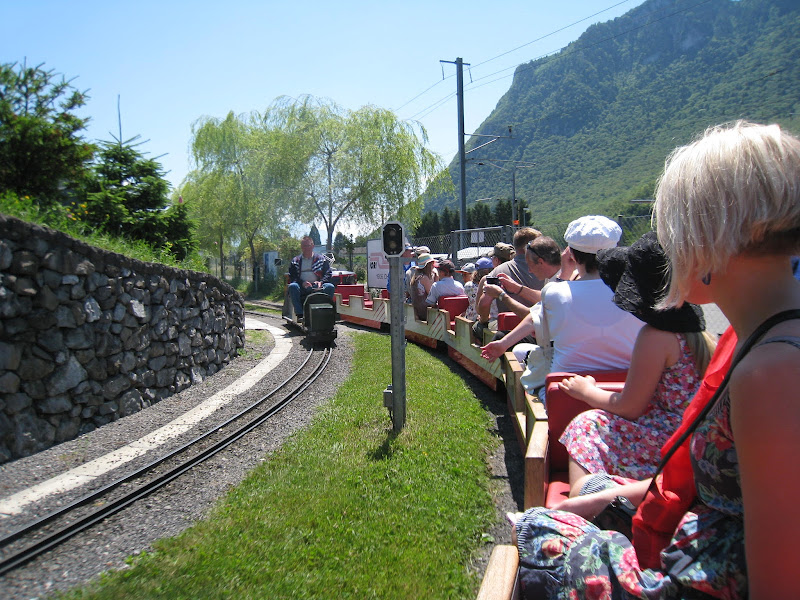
[409,216,652,266]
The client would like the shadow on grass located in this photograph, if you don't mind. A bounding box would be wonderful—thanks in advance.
[369,429,400,461]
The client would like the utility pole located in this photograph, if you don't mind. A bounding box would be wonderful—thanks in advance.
[475,160,536,227]
[440,57,470,256]
[456,57,467,233]
[512,168,517,226]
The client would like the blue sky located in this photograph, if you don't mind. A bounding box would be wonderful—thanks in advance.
[2,1,647,190]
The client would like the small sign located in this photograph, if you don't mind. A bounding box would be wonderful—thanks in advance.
[367,239,390,289]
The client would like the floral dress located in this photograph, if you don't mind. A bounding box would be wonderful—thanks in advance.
[559,334,700,480]
[463,281,478,321]
[511,340,800,599]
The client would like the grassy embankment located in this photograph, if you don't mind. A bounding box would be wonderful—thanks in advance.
[0,193,206,272]
[61,331,500,600]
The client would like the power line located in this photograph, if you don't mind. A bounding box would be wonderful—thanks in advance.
[396,0,641,116]
[394,79,448,113]
[470,0,636,70]
[414,92,457,122]
[412,0,715,127]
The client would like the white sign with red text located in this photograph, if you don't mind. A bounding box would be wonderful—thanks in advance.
[367,238,390,289]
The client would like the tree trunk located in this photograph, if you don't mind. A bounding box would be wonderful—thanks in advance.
[249,238,258,292]
[218,233,224,278]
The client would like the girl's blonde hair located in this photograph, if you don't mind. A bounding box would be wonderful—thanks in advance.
[683,330,718,376]
[654,121,800,308]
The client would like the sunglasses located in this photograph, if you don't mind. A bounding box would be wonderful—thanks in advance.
[526,244,541,260]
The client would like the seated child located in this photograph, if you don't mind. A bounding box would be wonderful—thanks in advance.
[558,231,716,493]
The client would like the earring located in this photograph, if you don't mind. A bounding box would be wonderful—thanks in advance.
[701,273,712,285]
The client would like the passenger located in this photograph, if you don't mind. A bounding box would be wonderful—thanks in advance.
[513,121,800,598]
[409,253,436,320]
[425,259,464,307]
[466,257,494,331]
[514,325,737,570]
[287,235,335,321]
[482,236,563,321]
[404,245,433,303]
[557,231,717,493]
[480,215,643,389]
[456,262,477,319]
[472,242,515,340]
[487,229,543,311]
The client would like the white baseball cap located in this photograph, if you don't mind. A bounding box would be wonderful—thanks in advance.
[564,215,622,254]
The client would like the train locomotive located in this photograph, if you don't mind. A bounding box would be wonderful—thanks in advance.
[282,289,338,344]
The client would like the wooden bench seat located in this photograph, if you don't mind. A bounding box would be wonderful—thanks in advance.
[476,544,519,600]
[497,312,522,331]
[478,369,627,599]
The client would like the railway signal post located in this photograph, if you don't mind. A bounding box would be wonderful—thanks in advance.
[382,221,407,432]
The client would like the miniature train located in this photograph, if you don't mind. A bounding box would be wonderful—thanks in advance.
[281,290,338,344]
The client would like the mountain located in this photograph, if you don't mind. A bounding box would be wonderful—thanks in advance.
[422,0,800,226]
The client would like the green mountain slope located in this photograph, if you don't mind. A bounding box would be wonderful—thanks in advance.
[423,0,800,225]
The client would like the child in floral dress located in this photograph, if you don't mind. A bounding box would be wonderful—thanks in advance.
[558,232,716,489]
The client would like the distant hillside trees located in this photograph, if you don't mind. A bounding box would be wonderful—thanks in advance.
[411,198,515,238]
[424,0,800,224]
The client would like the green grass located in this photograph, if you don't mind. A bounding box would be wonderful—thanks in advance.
[242,303,281,316]
[0,192,206,272]
[236,330,272,361]
[61,333,499,600]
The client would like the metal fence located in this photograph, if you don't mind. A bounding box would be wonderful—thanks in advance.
[411,215,653,266]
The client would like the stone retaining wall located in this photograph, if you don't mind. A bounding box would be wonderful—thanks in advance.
[0,214,245,463]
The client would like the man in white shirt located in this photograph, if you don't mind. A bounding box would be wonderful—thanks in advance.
[426,260,464,306]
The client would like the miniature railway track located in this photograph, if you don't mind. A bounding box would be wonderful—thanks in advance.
[244,300,282,312]
[0,340,332,577]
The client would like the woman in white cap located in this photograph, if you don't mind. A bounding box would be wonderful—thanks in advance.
[481,215,643,393]
[457,262,479,320]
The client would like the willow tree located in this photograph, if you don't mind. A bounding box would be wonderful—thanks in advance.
[291,96,446,250]
[186,107,308,287]
[179,171,235,276]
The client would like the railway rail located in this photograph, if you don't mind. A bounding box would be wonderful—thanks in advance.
[0,320,331,578]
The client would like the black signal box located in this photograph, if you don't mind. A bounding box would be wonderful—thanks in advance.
[382,221,405,257]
